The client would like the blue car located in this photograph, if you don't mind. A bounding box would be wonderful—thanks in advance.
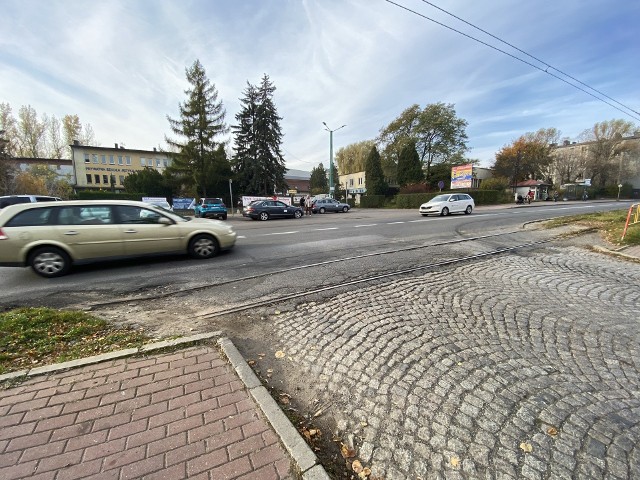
[194,197,227,220]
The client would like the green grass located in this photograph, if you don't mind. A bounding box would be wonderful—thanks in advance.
[0,308,150,375]
[544,209,640,247]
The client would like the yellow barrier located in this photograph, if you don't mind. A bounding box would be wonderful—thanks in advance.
[621,203,640,241]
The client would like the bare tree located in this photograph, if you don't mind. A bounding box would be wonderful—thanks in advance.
[43,114,66,159]
[16,105,46,157]
[0,103,18,156]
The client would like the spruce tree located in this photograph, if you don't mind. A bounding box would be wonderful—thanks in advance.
[232,74,286,195]
[165,60,229,197]
[309,163,328,194]
[397,140,423,186]
[365,146,388,195]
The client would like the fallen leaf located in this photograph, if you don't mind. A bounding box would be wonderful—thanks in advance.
[275,350,285,358]
[266,369,273,373]
[450,456,460,467]
[359,467,372,478]
[341,444,356,459]
[274,310,281,315]
[547,427,558,436]
[247,360,256,366]
[520,442,533,453]
[352,460,363,473]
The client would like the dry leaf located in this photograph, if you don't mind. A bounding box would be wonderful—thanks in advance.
[341,444,356,458]
[450,456,460,467]
[274,310,281,315]
[352,460,363,473]
[266,369,273,373]
[547,427,558,436]
[247,360,256,366]
[520,442,533,453]
[359,467,372,478]
[275,350,285,358]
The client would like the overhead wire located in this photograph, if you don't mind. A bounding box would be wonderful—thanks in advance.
[384,0,640,122]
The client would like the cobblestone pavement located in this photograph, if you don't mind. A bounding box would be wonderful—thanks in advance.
[0,345,293,480]
[272,245,640,479]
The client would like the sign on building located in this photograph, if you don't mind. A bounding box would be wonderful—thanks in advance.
[451,164,473,189]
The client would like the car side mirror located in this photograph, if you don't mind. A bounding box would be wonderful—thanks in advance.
[158,217,173,225]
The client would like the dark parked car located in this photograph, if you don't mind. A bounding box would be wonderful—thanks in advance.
[312,198,350,214]
[0,195,62,209]
[243,200,303,221]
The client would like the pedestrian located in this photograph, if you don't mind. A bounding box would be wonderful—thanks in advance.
[299,196,305,208]
[553,190,559,202]
[305,194,312,216]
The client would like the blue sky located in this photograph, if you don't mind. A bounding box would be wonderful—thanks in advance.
[1,0,638,170]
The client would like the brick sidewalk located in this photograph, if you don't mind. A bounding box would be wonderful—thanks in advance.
[0,345,294,479]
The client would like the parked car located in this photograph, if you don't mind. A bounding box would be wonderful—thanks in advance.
[419,194,475,216]
[0,200,237,278]
[0,195,62,209]
[243,200,303,221]
[194,197,227,220]
[312,198,350,214]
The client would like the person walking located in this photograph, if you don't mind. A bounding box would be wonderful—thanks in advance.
[304,194,312,216]
[299,196,305,208]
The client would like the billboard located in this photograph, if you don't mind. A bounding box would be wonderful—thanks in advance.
[451,164,473,189]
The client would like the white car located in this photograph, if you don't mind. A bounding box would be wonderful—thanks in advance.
[419,193,474,216]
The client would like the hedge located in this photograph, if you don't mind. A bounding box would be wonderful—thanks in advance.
[369,190,506,209]
[71,191,144,201]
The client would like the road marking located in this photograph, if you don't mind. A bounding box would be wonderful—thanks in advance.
[315,227,339,231]
[355,224,378,228]
[387,221,405,224]
[409,219,430,222]
[237,235,247,239]
[269,231,299,235]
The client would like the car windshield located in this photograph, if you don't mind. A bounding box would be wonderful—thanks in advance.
[145,204,189,222]
[430,195,451,203]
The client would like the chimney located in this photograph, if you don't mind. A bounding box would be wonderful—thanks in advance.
[153,147,157,152]
[115,143,118,148]
[73,140,80,146]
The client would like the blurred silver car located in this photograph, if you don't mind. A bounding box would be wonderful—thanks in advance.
[419,193,474,216]
[0,200,236,277]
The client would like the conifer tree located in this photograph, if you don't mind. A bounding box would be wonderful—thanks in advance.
[365,146,387,195]
[165,60,229,197]
[232,74,286,195]
[396,140,423,186]
[309,163,328,194]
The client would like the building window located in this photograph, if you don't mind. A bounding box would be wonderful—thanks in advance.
[119,175,125,184]
[126,156,131,165]
[358,177,363,185]
[92,154,98,164]
[86,174,92,184]
[349,178,354,187]
[163,159,168,167]
[118,155,123,165]
[84,154,90,163]
[109,155,115,165]
[141,158,146,166]
[101,155,106,164]
[156,159,161,167]
[94,174,100,184]
[103,175,109,184]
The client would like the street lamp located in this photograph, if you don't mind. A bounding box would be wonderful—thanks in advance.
[323,122,346,198]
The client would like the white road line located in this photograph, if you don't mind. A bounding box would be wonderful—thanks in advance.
[409,219,430,222]
[314,227,339,231]
[268,231,299,235]
[237,235,246,239]
[355,224,377,228]
[387,221,405,224]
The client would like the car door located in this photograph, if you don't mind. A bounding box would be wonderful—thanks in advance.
[449,195,462,213]
[53,205,125,260]
[114,205,183,256]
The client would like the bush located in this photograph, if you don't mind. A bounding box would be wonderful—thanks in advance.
[360,195,386,208]
[72,190,144,201]
[395,190,506,209]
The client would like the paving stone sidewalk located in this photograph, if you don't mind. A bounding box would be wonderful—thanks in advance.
[0,338,327,480]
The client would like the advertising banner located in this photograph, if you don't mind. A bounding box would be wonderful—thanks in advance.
[172,198,195,210]
[451,164,473,189]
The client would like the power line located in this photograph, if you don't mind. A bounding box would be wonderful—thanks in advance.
[384,0,640,122]
[419,0,640,118]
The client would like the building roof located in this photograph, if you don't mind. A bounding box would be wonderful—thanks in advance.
[285,169,310,180]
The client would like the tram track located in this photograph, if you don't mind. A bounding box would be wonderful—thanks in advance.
[84,229,552,311]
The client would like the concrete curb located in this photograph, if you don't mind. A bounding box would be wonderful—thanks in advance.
[217,337,330,480]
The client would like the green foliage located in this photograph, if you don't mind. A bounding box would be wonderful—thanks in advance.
[365,145,387,195]
[335,140,375,175]
[165,60,230,197]
[0,307,149,374]
[309,163,328,194]
[378,103,468,179]
[231,74,286,195]
[360,195,386,208]
[480,176,510,191]
[123,168,172,197]
[396,140,423,186]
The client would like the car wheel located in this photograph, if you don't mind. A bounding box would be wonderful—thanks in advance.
[188,234,219,259]
[294,210,303,219]
[342,206,349,213]
[319,207,326,214]
[441,207,449,216]
[221,214,227,220]
[29,246,71,278]
[465,206,472,214]
[421,214,428,217]
[194,210,200,218]
[259,212,269,221]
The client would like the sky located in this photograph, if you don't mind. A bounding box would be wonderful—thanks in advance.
[1,0,638,171]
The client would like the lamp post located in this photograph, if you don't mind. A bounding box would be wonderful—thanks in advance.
[323,122,346,198]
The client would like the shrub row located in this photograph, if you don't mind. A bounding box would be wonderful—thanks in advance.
[364,190,508,209]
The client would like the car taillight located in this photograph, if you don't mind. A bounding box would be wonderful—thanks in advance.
[0,228,8,240]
